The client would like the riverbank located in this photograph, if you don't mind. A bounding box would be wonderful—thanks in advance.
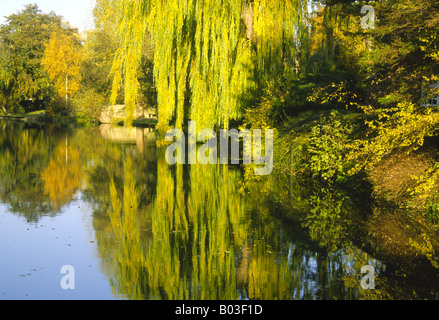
[271,107,439,277]
[0,110,46,120]
[0,110,158,127]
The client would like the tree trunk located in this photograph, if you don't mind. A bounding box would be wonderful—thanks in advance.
[1,105,10,115]
[65,75,69,103]
[241,2,256,45]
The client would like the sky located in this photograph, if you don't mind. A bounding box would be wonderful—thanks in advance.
[0,0,96,32]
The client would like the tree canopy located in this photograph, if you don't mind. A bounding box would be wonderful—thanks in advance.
[41,29,83,105]
[0,4,62,112]
[109,0,312,130]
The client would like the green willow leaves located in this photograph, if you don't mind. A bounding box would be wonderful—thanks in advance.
[110,0,311,130]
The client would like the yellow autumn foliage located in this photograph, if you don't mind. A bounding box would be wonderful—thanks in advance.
[42,141,82,210]
[42,29,83,103]
[110,0,310,131]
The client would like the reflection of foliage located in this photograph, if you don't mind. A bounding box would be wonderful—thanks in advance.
[247,238,292,300]
[72,121,439,300]
[93,146,388,300]
[408,233,439,269]
[261,170,358,254]
[186,160,249,300]
[2,121,438,299]
[303,188,353,253]
[42,142,82,211]
[0,121,56,221]
[95,150,303,300]
[263,171,439,298]
[107,156,147,297]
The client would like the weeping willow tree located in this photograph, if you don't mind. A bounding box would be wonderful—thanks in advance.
[93,147,388,299]
[253,0,310,82]
[110,0,311,130]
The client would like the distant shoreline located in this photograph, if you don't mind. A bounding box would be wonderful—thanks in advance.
[0,114,158,128]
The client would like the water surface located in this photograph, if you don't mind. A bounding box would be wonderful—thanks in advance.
[0,120,437,300]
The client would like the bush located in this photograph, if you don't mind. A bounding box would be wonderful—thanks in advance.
[46,95,72,118]
[306,111,355,182]
[72,89,106,120]
[348,102,439,175]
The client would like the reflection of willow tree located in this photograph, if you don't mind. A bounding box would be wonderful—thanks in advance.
[75,126,436,300]
[100,150,298,300]
[185,157,252,299]
[95,148,388,300]
[107,157,148,297]
[41,142,82,211]
[76,127,158,291]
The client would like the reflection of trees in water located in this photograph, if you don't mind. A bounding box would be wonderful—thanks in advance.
[42,141,82,211]
[0,122,153,221]
[0,121,75,221]
[92,145,384,300]
[2,122,436,299]
[265,169,439,299]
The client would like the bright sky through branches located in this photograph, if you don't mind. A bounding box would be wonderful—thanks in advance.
[0,0,95,32]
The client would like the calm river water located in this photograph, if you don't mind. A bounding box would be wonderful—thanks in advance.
[0,120,438,300]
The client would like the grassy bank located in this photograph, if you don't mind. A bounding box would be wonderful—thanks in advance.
[0,109,47,119]
[0,109,158,128]
[116,118,158,127]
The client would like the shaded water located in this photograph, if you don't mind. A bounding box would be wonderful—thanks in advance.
[0,120,438,300]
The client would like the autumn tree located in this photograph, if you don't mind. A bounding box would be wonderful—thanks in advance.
[109,0,311,130]
[80,0,118,102]
[0,4,62,113]
[42,29,83,107]
[0,42,14,114]
[366,0,439,105]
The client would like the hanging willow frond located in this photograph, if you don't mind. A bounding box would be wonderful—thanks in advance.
[110,0,149,127]
[111,0,310,131]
